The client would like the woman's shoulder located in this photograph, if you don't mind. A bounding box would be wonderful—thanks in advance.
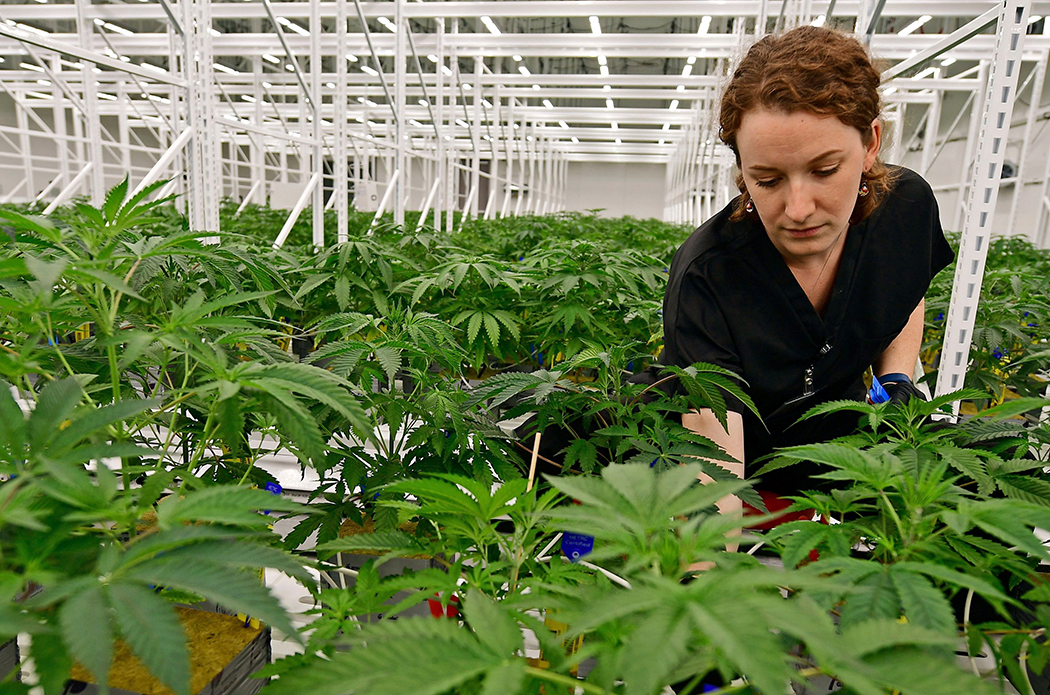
[885,165,936,206]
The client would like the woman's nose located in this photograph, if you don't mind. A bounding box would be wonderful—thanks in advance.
[784,183,816,223]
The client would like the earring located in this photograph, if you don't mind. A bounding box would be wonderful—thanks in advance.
[744,198,755,213]
[859,181,870,198]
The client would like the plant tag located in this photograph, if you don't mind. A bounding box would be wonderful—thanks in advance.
[561,532,594,562]
[263,482,282,515]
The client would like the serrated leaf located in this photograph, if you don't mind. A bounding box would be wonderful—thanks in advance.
[890,569,957,638]
[124,558,298,642]
[464,590,522,658]
[60,586,112,687]
[108,583,190,695]
[480,660,524,695]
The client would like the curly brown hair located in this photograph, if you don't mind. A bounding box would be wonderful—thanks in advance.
[719,26,897,223]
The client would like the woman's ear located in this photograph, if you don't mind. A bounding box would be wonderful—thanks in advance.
[863,118,882,171]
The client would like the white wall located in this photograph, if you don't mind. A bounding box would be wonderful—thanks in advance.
[563,161,667,220]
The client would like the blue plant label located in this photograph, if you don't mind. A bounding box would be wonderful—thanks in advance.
[561,532,594,563]
[868,375,889,404]
[263,482,282,515]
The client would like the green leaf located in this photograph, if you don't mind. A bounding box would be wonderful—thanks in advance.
[464,590,522,658]
[60,585,112,687]
[840,619,955,657]
[108,583,190,695]
[124,558,298,642]
[103,176,129,223]
[890,569,957,638]
[30,631,73,695]
[480,660,524,695]
[157,486,309,529]
[27,378,81,452]
[838,569,900,630]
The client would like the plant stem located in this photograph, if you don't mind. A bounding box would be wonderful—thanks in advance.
[522,666,609,695]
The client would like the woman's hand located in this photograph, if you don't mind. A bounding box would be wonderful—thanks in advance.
[682,409,744,570]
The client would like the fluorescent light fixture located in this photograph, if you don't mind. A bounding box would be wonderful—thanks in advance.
[1030,15,1043,24]
[677,84,685,92]
[361,65,379,76]
[442,65,453,77]
[241,95,256,102]
[326,82,335,89]
[140,62,166,73]
[615,138,621,145]
[277,17,309,36]
[262,54,280,64]
[897,15,932,36]
[571,136,579,143]
[606,98,615,109]
[811,15,826,27]
[589,16,602,34]
[940,57,956,66]
[284,64,294,71]
[697,15,712,35]
[209,28,222,37]
[25,91,51,99]
[346,54,358,62]
[662,123,671,130]
[427,54,438,63]
[483,99,493,109]
[687,56,697,65]
[513,54,522,62]
[365,99,379,107]
[98,93,118,101]
[456,118,469,128]
[480,16,501,35]
[603,84,611,91]
[559,121,569,129]
[418,99,428,106]
[915,67,938,79]
[213,63,238,75]
[659,140,665,145]
[518,65,531,76]
[463,83,472,90]
[669,100,680,110]
[409,119,422,127]
[682,64,693,76]
[20,62,44,72]
[36,79,50,86]
[543,99,554,109]
[377,16,397,33]
[532,84,540,90]
[611,122,618,130]
[598,54,607,67]
[98,20,134,36]
[600,65,609,77]
[262,81,273,88]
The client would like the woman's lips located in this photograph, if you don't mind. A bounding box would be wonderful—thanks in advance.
[786,225,822,238]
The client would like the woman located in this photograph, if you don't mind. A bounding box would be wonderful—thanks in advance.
[664,26,955,499]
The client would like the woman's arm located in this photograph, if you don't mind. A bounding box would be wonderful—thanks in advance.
[682,409,744,554]
[873,298,924,378]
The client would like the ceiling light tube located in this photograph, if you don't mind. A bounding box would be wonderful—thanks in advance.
[262,54,280,64]
[606,98,615,109]
[589,16,602,34]
[543,99,554,109]
[697,15,712,35]
[361,65,379,76]
[519,65,531,76]
[897,15,932,36]
[669,99,680,110]
[480,16,501,35]
[559,121,569,129]
[377,16,397,33]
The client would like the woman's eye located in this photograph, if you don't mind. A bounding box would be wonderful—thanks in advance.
[755,178,779,189]
[815,165,840,177]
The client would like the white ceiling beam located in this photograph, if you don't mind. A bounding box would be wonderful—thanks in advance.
[0,2,1041,22]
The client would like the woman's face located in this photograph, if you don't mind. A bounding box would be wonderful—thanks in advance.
[736,108,881,265]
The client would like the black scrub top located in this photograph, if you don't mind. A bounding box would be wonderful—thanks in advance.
[662,166,955,493]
